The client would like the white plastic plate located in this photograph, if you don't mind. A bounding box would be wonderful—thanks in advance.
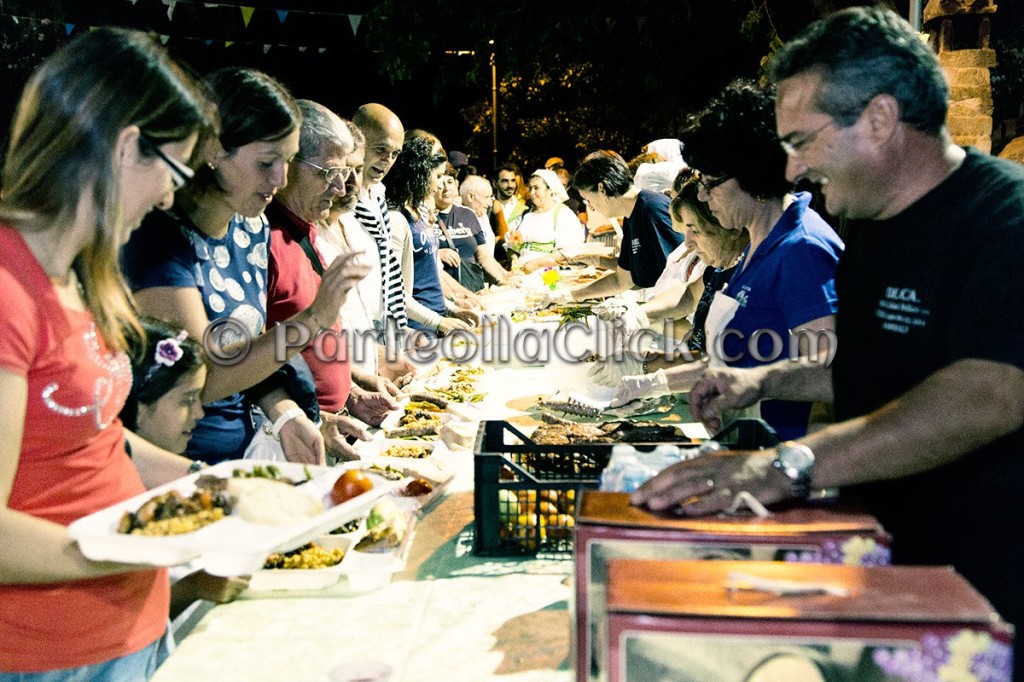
[247,534,352,592]
[68,460,396,577]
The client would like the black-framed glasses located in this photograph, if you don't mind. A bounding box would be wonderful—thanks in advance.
[297,158,352,185]
[139,135,194,190]
[697,172,732,194]
[779,120,833,157]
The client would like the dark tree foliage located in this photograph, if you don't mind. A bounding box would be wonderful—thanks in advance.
[363,1,923,173]
[365,0,786,172]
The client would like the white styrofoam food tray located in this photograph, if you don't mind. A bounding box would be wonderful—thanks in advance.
[247,509,418,593]
[68,460,396,577]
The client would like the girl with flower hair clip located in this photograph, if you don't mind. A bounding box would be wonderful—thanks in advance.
[121,318,206,457]
[120,317,249,645]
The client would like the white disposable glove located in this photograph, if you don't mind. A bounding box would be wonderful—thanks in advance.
[587,354,644,388]
[593,297,649,335]
[609,369,670,408]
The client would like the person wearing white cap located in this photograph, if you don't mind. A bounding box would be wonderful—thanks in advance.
[504,168,585,271]
[644,138,685,164]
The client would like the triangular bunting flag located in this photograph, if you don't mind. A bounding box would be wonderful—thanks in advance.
[636,16,646,32]
[225,40,233,48]
[12,16,18,24]
[348,14,362,35]
[65,23,74,35]
[318,47,326,54]
[263,44,271,54]
[298,46,307,53]
[276,10,288,23]
[240,6,254,28]
[162,0,177,21]
[127,0,139,5]
[205,38,213,46]
[159,34,170,45]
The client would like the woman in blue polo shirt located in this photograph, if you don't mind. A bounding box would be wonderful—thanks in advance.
[686,80,842,440]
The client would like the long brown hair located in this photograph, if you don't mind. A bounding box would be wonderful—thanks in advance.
[0,28,215,352]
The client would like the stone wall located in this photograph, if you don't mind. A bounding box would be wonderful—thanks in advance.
[941,49,996,153]
[925,0,998,153]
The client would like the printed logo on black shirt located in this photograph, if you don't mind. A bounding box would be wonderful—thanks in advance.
[876,286,930,334]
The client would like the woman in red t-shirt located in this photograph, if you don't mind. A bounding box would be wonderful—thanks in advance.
[0,28,213,680]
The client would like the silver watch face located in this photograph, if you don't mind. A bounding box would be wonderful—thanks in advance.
[779,447,813,471]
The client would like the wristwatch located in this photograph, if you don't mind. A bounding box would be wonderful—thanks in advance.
[772,441,816,499]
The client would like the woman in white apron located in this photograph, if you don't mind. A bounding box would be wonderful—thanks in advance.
[591,172,747,389]
[611,81,842,441]
[505,169,585,271]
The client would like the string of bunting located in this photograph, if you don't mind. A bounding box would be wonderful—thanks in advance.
[144,0,363,33]
[0,12,344,54]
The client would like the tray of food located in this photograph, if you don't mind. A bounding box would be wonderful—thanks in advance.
[418,364,488,404]
[380,398,452,440]
[247,496,419,592]
[247,534,352,591]
[351,440,454,512]
[67,460,398,577]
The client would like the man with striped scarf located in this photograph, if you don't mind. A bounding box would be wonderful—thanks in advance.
[352,103,409,344]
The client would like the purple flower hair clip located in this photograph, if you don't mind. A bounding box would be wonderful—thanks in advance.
[144,330,188,382]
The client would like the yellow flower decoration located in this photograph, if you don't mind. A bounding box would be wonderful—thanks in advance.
[937,629,991,682]
[840,536,876,565]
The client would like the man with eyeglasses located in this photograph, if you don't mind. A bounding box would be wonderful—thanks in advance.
[264,99,396,455]
[632,8,1024,668]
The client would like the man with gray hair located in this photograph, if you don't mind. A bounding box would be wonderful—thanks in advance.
[317,119,415,387]
[633,8,1024,666]
[265,99,393,459]
[459,174,497,248]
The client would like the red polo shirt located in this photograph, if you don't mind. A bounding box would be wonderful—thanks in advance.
[265,202,351,412]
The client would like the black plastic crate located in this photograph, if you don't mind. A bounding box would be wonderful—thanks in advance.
[472,419,780,558]
[473,420,613,557]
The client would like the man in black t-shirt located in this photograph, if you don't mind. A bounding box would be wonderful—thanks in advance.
[630,7,1024,672]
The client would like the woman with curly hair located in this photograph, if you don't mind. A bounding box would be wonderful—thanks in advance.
[683,79,843,439]
[611,81,842,439]
[385,133,477,336]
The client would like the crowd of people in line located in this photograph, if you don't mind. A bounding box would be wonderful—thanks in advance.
[1,5,1022,680]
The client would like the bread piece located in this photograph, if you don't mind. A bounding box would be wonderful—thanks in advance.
[439,421,478,451]
[226,477,323,526]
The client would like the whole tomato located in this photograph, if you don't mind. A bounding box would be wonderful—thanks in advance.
[331,470,373,505]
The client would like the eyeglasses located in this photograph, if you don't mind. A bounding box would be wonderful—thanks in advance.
[139,135,194,190]
[697,173,732,194]
[779,120,833,157]
[297,158,353,185]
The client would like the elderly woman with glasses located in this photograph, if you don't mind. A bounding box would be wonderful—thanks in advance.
[504,168,586,272]
[122,68,369,466]
[592,173,749,389]
[612,81,843,441]
[686,80,842,439]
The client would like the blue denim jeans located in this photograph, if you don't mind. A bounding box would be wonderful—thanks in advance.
[0,635,165,682]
